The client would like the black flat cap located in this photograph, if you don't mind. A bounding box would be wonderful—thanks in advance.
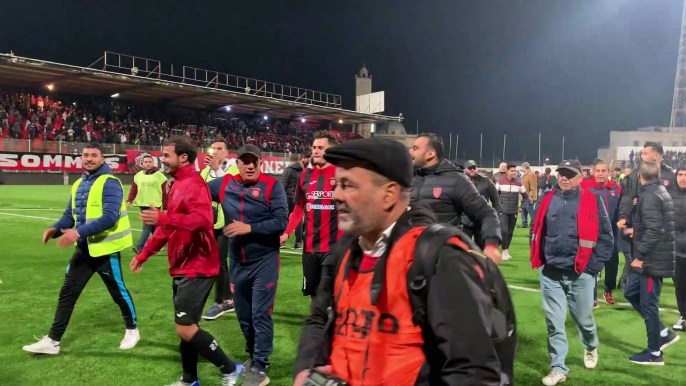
[237,144,262,158]
[557,159,583,175]
[323,137,413,187]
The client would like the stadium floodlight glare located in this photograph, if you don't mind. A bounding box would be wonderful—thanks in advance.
[111,93,120,98]
[338,119,343,124]
[263,115,268,120]
[301,118,306,123]
[225,106,231,111]
[46,84,54,91]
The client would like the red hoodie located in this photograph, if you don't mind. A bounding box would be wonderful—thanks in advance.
[136,163,218,277]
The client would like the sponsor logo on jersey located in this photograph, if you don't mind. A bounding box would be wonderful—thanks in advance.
[306,190,334,200]
[306,203,335,211]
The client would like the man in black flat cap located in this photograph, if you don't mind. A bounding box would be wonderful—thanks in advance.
[293,137,504,386]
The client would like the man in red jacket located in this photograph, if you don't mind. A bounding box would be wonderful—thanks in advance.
[130,137,243,386]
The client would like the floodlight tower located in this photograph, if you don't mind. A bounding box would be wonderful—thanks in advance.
[670,0,686,132]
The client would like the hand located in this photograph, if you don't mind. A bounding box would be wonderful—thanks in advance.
[130,256,144,273]
[631,259,643,269]
[623,228,634,237]
[633,198,638,206]
[518,207,523,213]
[206,153,220,171]
[57,229,79,248]
[279,233,289,246]
[42,227,57,244]
[126,201,132,207]
[483,245,502,265]
[617,219,626,230]
[293,366,333,386]
[224,220,251,237]
[140,204,162,225]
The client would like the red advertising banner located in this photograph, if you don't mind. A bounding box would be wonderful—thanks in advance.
[0,151,127,172]
[126,150,290,175]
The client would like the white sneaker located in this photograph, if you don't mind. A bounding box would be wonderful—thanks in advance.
[542,371,566,386]
[584,348,598,369]
[23,335,60,355]
[673,316,685,331]
[119,328,140,350]
[165,378,198,386]
[502,250,512,261]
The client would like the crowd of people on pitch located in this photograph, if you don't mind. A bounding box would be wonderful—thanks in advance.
[626,148,686,171]
[21,130,686,386]
[0,88,352,154]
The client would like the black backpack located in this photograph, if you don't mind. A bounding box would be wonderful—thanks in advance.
[408,224,517,385]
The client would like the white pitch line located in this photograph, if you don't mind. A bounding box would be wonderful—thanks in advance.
[0,212,142,232]
[0,211,682,314]
[0,208,64,211]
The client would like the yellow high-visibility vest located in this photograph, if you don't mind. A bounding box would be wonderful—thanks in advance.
[71,175,132,257]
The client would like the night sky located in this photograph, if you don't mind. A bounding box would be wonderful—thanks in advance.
[1,0,683,164]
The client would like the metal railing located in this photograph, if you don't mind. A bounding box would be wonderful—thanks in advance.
[0,138,292,158]
[88,51,342,108]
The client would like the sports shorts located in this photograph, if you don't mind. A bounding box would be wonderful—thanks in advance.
[172,277,215,325]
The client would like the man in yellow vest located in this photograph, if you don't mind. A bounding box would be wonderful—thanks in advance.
[23,142,139,355]
[127,154,168,254]
[201,136,239,320]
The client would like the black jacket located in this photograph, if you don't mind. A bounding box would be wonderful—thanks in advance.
[669,185,686,258]
[293,204,502,385]
[633,182,676,278]
[281,162,303,202]
[619,162,675,225]
[411,160,502,246]
[462,174,501,230]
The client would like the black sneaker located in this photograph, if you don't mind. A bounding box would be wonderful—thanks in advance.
[674,316,686,332]
[661,330,680,351]
[132,246,142,254]
[243,368,270,386]
[629,349,664,366]
[293,242,303,249]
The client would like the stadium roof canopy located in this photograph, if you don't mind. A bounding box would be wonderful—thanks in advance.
[0,52,402,125]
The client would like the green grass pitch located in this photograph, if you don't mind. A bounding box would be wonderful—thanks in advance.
[0,185,685,385]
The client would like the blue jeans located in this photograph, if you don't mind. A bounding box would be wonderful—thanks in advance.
[136,207,157,249]
[521,201,535,227]
[540,266,598,375]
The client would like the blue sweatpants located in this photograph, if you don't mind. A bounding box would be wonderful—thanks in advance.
[230,256,279,372]
[624,271,666,352]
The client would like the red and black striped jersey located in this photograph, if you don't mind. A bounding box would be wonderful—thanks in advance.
[287,165,341,253]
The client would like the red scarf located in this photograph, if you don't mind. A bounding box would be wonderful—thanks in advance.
[531,189,599,274]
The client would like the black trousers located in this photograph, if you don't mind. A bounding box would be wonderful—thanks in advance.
[288,201,303,244]
[213,229,233,304]
[49,249,137,341]
[675,258,686,317]
[500,213,517,250]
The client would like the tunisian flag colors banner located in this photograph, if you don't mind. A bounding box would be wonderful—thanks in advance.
[0,151,127,172]
[126,150,290,175]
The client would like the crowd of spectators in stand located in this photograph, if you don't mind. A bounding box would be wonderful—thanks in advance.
[623,149,686,170]
[0,88,360,154]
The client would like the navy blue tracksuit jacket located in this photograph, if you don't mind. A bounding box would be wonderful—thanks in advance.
[208,172,288,371]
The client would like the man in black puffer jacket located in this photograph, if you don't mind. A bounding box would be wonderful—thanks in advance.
[461,160,501,248]
[625,162,679,366]
[669,166,686,332]
[410,133,502,263]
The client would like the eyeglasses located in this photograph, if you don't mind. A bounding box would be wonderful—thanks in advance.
[467,166,477,170]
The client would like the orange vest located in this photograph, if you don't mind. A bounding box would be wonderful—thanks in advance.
[330,227,426,386]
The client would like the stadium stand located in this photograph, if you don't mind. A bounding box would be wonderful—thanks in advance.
[0,88,361,155]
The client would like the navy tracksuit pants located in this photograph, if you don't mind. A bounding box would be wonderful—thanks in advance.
[595,234,620,297]
[230,256,279,372]
[624,272,666,352]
